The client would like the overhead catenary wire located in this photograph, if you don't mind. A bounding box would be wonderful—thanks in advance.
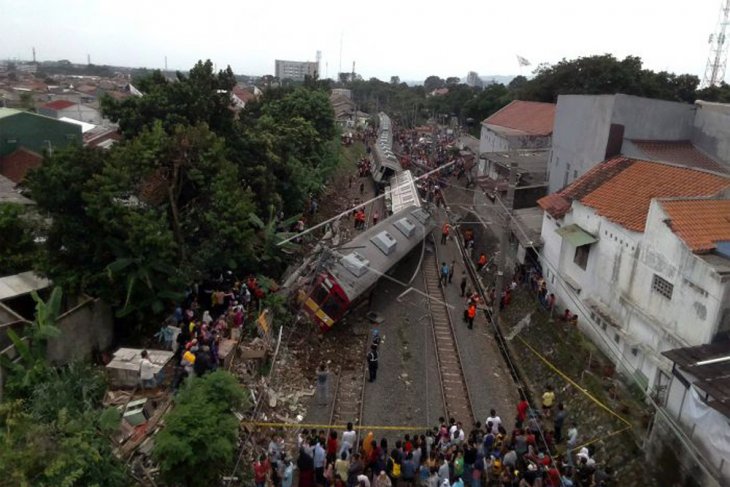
[277,159,457,246]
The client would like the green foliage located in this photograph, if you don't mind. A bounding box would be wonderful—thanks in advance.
[0,287,63,398]
[102,59,237,138]
[154,371,249,487]
[0,203,39,275]
[26,60,342,325]
[0,363,129,487]
[696,82,730,102]
[517,54,700,103]
[424,75,446,93]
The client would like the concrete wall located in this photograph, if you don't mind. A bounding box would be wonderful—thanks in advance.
[548,95,614,193]
[46,297,114,364]
[692,106,730,169]
[479,125,510,154]
[612,94,695,140]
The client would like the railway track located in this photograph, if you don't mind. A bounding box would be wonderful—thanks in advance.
[422,242,476,426]
[328,333,368,440]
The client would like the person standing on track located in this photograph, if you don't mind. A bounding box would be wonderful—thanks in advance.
[459,271,467,297]
[441,223,450,245]
[448,260,456,284]
[440,262,449,287]
[367,345,379,382]
[373,210,379,226]
[467,303,476,329]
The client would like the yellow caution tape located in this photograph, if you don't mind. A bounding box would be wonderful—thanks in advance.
[241,421,428,431]
[516,336,632,427]
[569,425,632,453]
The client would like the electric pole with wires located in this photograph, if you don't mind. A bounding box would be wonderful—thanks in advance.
[493,161,518,328]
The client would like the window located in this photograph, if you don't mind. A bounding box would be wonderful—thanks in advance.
[631,347,639,357]
[574,245,590,270]
[563,163,571,187]
[602,322,608,332]
[614,333,620,344]
[652,274,673,299]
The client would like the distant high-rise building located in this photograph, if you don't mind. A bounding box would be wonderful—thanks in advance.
[466,71,482,87]
[275,59,319,82]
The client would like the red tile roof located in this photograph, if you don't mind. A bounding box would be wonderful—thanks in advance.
[631,140,727,174]
[661,199,730,253]
[482,100,556,136]
[538,156,730,232]
[41,99,76,111]
[0,147,43,183]
[232,86,256,103]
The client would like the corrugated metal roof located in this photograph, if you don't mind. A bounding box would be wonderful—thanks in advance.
[0,271,50,301]
[0,107,22,120]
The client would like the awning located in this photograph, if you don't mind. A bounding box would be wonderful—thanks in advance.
[555,223,597,247]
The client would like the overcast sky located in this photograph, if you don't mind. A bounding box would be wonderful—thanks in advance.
[1,0,724,82]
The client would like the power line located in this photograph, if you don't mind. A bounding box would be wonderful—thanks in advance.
[277,160,457,246]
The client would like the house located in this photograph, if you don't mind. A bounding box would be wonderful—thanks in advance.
[231,85,258,111]
[548,94,730,194]
[38,99,102,124]
[650,342,730,486]
[0,108,81,182]
[479,100,555,154]
[330,92,356,126]
[537,156,730,397]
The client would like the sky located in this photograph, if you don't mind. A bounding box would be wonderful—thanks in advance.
[1,0,725,82]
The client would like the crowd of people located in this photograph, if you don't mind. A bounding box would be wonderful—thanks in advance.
[257,402,611,487]
[161,275,266,390]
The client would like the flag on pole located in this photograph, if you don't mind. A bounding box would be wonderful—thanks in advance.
[516,55,531,67]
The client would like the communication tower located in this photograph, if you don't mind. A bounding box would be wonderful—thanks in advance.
[702,0,730,88]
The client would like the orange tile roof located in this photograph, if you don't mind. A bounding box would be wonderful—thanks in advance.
[537,157,633,218]
[661,199,730,253]
[41,99,76,111]
[482,100,556,136]
[581,159,730,232]
[631,140,727,174]
[538,156,730,232]
[0,147,43,183]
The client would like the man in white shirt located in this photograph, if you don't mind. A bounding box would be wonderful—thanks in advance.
[486,409,502,434]
[139,350,157,389]
[341,422,357,458]
[356,473,371,487]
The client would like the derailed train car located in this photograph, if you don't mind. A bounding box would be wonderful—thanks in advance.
[371,112,402,187]
[301,205,434,331]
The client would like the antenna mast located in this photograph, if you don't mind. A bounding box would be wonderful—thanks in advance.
[702,0,730,88]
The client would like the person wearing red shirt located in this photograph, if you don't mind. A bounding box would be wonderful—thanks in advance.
[516,398,529,427]
[327,431,338,464]
[253,454,270,487]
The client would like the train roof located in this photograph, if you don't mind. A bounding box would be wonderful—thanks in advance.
[326,205,434,301]
[386,170,421,214]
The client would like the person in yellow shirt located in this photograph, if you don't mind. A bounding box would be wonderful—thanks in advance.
[541,385,556,418]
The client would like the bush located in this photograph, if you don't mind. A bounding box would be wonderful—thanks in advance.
[154,371,250,487]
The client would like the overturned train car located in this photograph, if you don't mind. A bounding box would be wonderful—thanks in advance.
[301,205,434,331]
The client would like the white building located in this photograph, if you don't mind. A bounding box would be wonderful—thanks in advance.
[38,100,102,125]
[479,100,555,155]
[537,156,730,395]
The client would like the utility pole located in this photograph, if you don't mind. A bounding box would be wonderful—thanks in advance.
[493,161,517,328]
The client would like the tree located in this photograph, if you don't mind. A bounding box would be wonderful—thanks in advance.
[508,75,528,91]
[446,77,461,86]
[154,371,249,487]
[0,362,128,487]
[424,75,445,93]
[0,203,39,275]
[390,76,400,85]
[101,59,237,138]
[517,54,700,103]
